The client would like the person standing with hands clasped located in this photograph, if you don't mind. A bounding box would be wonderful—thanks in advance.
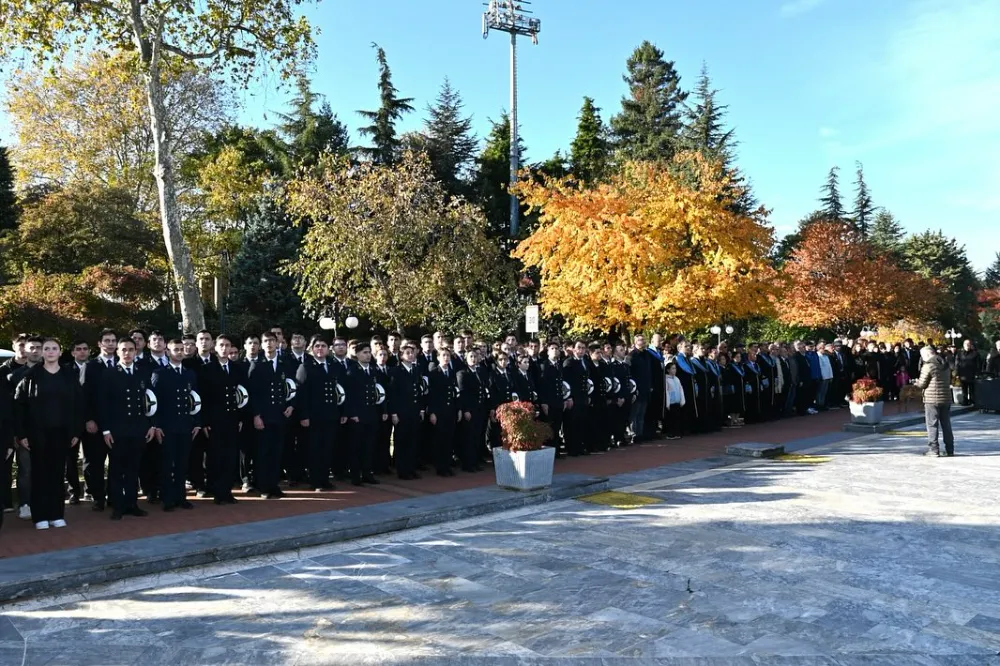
[916,346,955,457]
[13,338,84,529]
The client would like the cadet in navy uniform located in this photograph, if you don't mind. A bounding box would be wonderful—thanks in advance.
[342,343,384,486]
[199,334,245,502]
[151,339,202,511]
[248,331,293,499]
[296,335,341,491]
[609,342,633,447]
[387,342,425,480]
[562,341,591,456]
[456,349,488,473]
[100,338,157,520]
[538,342,567,455]
[427,348,461,477]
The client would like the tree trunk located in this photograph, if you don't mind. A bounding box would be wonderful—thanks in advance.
[144,63,205,333]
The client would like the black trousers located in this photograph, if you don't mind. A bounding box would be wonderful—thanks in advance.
[540,403,563,450]
[188,430,209,491]
[961,381,975,406]
[139,439,161,500]
[160,431,193,507]
[348,421,376,481]
[663,403,685,437]
[65,440,82,498]
[376,419,393,473]
[333,422,350,478]
[82,430,110,505]
[239,424,257,489]
[393,414,420,478]
[207,423,241,499]
[588,404,609,452]
[306,420,335,488]
[0,426,12,510]
[645,383,663,435]
[29,427,72,523]
[456,411,483,471]
[282,420,306,484]
[255,421,285,495]
[108,436,145,512]
[433,416,457,474]
[564,403,588,455]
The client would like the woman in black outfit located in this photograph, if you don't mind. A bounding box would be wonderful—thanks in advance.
[13,338,84,530]
[486,351,515,449]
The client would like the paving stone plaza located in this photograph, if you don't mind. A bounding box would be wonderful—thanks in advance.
[1,413,999,665]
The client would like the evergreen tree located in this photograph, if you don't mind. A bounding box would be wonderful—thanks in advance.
[869,209,905,254]
[901,230,980,329]
[610,40,687,162]
[422,78,478,198]
[273,77,349,173]
[226,198,306,333]
[982,251,1000,289]
[818,166,845,220]
[569,96,609,183]
[474,112,525,244]
[536,151,569,179]
[680,62,735,159]
[852,161,876,238]
[357,44,414,166]
[0,145,17,233]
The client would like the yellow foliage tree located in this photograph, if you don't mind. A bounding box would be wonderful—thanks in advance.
[513,153,776,333]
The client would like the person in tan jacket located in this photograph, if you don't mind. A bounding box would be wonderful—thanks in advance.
[916,346,954,457]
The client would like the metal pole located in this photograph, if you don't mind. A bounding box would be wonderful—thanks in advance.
[509,31,519,237]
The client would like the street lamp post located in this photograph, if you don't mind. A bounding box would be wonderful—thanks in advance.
[709,324,734,346]
[945,328,962,346]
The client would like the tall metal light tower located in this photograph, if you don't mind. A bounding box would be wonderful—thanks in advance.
[483,0,541,236]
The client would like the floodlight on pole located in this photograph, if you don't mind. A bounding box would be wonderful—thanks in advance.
[482,0,541,237]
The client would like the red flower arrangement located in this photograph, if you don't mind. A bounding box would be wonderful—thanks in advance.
[850,378,884,404]
[494,401,552,452]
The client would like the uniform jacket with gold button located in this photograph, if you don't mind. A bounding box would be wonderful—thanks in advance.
[99,364,154,439]
[248,356,295,425]
[151,364,202,434]
[295,356,341,424]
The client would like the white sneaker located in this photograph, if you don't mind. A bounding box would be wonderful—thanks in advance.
[35,521,50,530]
[2,507,12,513]
[51,519,67,528]
[18,505,31,520]
[807,408,818,415]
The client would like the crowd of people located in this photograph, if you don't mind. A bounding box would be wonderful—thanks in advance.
[2,326,998,532]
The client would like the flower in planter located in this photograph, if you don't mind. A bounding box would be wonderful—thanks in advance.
[494,401,552,452]
[850,377,884,404]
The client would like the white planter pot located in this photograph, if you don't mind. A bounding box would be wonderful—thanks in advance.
[951,386,963,405]
[492,446,556,491]
[849,401,884,425]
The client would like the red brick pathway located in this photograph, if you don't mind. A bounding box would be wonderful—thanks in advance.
[0,409,863,559]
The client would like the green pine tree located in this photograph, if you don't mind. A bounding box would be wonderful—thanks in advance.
[273,77,349,173]
[852,161,876,238]
[869,209,905,254]
[357,44,414,166]
[474,112,526,244]
[982,251,1000,289]
[0,145,17,233]
[421,78,478,198]
[819,166,845,220]
[226,198,307,333]
[610,40,688,163]
[901,230,981,329]
[569,96,609,183]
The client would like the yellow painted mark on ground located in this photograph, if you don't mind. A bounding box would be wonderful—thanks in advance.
[884,431,925,436]
[773,454,832,464]
[576,491,663,509]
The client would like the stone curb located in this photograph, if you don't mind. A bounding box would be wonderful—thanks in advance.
[0,473,607,605]
[842,404,977,433]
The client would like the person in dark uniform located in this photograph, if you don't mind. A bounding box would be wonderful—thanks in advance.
[100,337,157,520]
[538,342,567,455]
[608,342,632,447]
[183,329,216,497]
[427,348,461,477]
[238,333,261,494]
[587,344,612,452]
[63,339,93,505]
[673,342,698,435]
[689,344,711,433]
[79,329,118,511]
[151,339,202,511]
[644,334,665,438]
[562,341,591,456]
[718,353,743,422]
[456,349,488,472]
[743,350,763,423]
[248,331,294,499]
[342,342,384,486]
[373,346,394,474]
[705,346,725,430]
[198,334,245,504]
[280,333,309,486]
[13,338,84,529]
[296,335,341,491]
[387,342,425,480]
[627,335,653,442]
[486,351,515,450]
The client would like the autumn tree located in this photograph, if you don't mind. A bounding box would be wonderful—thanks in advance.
[611,41,687,162]
[286,151,507,332]
[776,220,938,333]
[357,44,414,166]
[569,97,609,184]
[0,0,317,332]
[513,152,776,334]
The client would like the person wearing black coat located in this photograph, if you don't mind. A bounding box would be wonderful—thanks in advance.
[486,353,516,450]
[562,342,592,456]
[201,335,248,502]
[626,336,653,442]
[247,331,295,498]
[388,344,426,480]
[426,349,460,477]
[295,336,343,491]
[672,344,698,435]
[456,349,489,473]
[955,341,982,406]
[99,338,157,520]
[13,338,84,528]
[341,343,385,486]
[609,342,633,447]
[150,339,202,510]
[537,344,567,454]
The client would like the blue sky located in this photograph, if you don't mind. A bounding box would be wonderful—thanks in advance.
[2,0,998,270]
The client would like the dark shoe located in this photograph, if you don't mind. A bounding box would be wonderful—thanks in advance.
[351,479,364,487]
[110,510,123,521]
[129,507,149,517]
[179,501,194,510]
[272,489,285,498]
[265,493,282,499]
[214,498,227,505]
[226,496,238,504]
[362,475,380,484]
[945,449,955,457]
[147,496,161,505]
[163,504,176,512]
[244,488,262,497]
[92,502,105,512]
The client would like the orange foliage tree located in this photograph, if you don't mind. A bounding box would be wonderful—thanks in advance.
[512,153,776,333]
[776,220,939,333]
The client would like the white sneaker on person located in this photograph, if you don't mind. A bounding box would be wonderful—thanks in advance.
[35,521,50,530]
[51,519,67,528]
[18,505,31,520]
[807,408,818,415]
[2,507,13,513]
